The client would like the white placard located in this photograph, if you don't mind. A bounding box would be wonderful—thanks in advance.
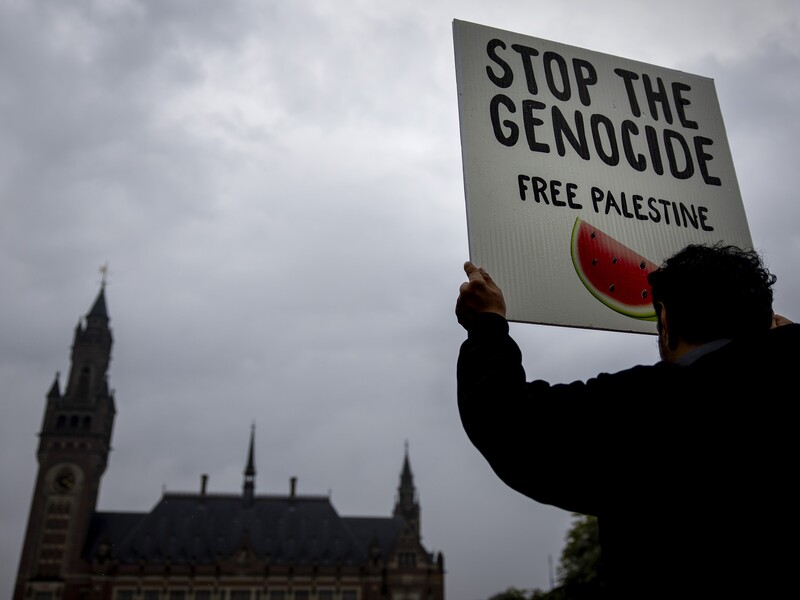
[454,20,752,334]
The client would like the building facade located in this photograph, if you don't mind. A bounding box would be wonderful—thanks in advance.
[14,285,445,600]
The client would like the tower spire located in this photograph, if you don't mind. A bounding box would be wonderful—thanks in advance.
[64,282,113,405]
[394,440,420,535]
[243,423,256,506]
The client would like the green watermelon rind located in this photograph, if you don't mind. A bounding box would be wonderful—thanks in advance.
[570,217,658,321]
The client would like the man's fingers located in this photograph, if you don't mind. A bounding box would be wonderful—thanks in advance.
[463,261,481,279]
[457,260,507,326]
[464,261,495,285]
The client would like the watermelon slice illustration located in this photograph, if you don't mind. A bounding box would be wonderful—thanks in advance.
[570,217,658,321]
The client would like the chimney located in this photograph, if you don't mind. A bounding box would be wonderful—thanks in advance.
[201,474,208,496]
[290,476,297,498]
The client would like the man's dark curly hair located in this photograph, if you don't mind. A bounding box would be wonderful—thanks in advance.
[648,242,776,345]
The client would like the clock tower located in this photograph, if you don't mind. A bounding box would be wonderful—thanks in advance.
[14,283,116,600]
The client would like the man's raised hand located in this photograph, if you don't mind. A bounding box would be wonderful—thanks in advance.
[456,261,507,329]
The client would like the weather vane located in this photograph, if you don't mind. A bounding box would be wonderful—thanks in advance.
[99,262,109,287]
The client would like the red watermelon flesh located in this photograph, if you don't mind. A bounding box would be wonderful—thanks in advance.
[570,217,658,320]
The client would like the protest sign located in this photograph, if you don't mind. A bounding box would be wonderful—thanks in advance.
[454,19,752,333]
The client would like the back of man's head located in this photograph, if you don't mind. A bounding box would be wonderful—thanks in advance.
[648,242,776,345]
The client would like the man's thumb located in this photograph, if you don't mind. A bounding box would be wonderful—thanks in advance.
[464,261,484,281]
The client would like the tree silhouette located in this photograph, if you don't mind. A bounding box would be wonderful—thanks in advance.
[487,513,604,600]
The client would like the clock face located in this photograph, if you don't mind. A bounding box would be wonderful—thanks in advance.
[53,468,76,493]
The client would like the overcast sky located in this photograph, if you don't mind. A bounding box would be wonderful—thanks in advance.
[2,1,798,599]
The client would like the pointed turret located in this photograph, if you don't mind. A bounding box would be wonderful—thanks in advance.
[47,372,61,400]
[243,423,256,507]
[63,284,113,405]
[393,441,420,535]
[88,284,109,321]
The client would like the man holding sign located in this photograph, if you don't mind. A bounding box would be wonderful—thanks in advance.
[455,243,797,597]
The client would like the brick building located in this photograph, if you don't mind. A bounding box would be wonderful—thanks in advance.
[14,284,445,600]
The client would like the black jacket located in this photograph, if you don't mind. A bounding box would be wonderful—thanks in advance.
[457,313,799,598]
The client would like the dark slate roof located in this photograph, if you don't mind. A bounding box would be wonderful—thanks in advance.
[84,511,145,555]
[342,516,405,558]
[85,493,404,566]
